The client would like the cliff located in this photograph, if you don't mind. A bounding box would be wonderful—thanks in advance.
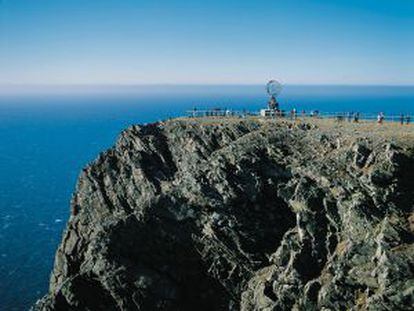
[35,118,414,310]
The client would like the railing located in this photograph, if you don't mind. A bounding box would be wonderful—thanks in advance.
[186,109,412,124]
[186,109,252,118]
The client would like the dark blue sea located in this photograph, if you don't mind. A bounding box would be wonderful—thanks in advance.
[0,85,413,310]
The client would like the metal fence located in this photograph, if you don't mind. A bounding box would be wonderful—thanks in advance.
[186,109,250,118]
[186,109,412,124]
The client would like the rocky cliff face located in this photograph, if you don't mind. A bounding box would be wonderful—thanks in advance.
[36,118,414,310]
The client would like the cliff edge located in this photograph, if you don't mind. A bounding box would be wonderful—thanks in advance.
[36,118,414,310]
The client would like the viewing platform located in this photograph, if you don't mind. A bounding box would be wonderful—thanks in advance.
[186,108,412,124]
[179,109,414,146]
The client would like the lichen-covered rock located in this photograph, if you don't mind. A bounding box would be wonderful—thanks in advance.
[35,118,414,310]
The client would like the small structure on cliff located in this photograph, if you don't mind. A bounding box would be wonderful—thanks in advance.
[260,79,283,117]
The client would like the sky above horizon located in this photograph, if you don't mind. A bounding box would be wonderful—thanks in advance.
[0,0,413,85]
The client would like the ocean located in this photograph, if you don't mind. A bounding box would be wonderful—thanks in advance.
[0,85,413,310]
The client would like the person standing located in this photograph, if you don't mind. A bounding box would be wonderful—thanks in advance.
[354,112,360,123]
[406,115,411,125]
[377,112,384,124]
[400,114,404,125]
[347,112,353,122]
[291,108,297,120]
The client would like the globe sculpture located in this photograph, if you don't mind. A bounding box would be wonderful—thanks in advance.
[266,80,282,110]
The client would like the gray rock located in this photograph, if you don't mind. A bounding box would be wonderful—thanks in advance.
[35,119,414,310]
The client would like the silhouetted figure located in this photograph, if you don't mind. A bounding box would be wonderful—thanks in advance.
[400,114,404,125]
[406,115,411,125]
[354,112,360,123]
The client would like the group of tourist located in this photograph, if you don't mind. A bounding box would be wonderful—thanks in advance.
[286,110,409,126]
[377,112,411,125]
[188,107,411,126]
[333,111,411,125]
[346,112,360,123]
[399,114,411,125]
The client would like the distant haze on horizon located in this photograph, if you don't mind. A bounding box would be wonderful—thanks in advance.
[1,0,413,85]
[1,84,414,98]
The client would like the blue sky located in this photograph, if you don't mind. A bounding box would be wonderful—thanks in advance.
[0,0,413,85]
